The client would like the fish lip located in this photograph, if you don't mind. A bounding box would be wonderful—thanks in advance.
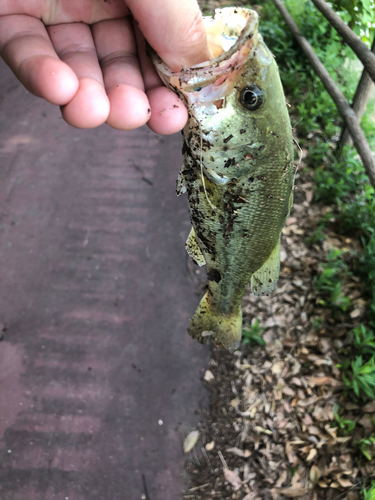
[151,7,259,80]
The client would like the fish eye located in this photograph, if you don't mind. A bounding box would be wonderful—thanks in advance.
[240,85,264,111]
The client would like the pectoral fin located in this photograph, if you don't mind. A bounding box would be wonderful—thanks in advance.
[186,227,206,267]
[251,239,281,296]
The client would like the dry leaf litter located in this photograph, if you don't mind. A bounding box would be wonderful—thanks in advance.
[182,163,375,499]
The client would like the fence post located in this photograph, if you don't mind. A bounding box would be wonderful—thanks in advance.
[339,37,375,155]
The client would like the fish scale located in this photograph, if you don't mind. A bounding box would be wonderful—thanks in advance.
[152,7,295,349]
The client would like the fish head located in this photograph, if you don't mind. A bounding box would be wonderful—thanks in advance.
[152,7,293,183]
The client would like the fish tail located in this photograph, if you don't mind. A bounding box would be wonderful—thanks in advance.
[187,292,242,350]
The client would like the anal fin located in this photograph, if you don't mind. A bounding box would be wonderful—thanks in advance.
[186,227,206,267]
[251,239,281,296]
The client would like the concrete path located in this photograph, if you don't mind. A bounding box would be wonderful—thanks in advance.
[0,61,209,500]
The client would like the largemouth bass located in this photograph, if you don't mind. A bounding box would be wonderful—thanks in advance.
[152,7,295,350]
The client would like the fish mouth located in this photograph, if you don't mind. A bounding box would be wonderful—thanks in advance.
[151,8,260,89]
[194,8,259,68]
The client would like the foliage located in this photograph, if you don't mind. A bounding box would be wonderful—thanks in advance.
[362,481,375,500]
[258,0,375,403]
[356,435,375,461]
[258,0,365,137]
[330,0,375,44]
[333,413,356,434]
[314,248,351,312]
[242,319,266,346]
[338,325,375,400]
[340,355,375,400]
[351,324,375,357]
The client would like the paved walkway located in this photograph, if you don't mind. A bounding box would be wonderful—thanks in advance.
[0,60,209,500]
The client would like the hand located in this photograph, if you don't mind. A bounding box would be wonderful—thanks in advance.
[0,0,211,134]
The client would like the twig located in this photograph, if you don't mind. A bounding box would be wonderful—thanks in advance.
[142,473,151,500]
[201,447,214,473]
[128,159,154,186]
[193,446,201,467]
[218,450,228,469]
[188,483,210,492]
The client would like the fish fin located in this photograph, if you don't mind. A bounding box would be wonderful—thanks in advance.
[251,239,281,296]
[185,227,206,267]
[176,166,187,196]
[187,292,242,350]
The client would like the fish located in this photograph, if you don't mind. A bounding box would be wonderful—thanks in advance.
[151,7,295,350]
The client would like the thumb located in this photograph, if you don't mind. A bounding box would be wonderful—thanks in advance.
[126,0,212,72]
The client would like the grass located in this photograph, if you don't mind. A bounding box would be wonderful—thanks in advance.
[242,319,266,346]
[363,481,375,500]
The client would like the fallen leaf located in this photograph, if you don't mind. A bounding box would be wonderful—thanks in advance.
[290,377,302,387]
[183,430,199,453]
[359,414,374,431]
[230,397,241,407]
[347,492,359,500]
[363,401,375,412]
[223,469,242,491]
[203,370,215,382]
[309,465,320,486]
[298,396,320,407]
[306,448,318,461]
[308,376,340,387]
[283,386,296,397]
[279,486,308,497]
[227,447,251,457]
[272,361,284,375]
[205,441,215,451]
[337,477,353,488]
[275,470,288,488]
[254,426,273,435]
[242,493,258,500]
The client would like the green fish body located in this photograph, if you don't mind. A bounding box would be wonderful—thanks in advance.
[152,8,295,349]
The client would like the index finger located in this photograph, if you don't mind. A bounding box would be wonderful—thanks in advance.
[126,0,212,72]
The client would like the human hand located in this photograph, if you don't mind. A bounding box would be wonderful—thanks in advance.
[0,0,211,134]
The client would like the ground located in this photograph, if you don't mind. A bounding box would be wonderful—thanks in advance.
[182,154,375,499]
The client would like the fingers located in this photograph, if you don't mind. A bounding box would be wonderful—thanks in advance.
[47,23,110,128]
[92,18,150,130]
[126,0,212,72]
[0,15,78,105]
[92,17,187,133]
[134,25,188,134]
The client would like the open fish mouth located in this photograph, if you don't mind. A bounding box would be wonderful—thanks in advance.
[152,8,269,94]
